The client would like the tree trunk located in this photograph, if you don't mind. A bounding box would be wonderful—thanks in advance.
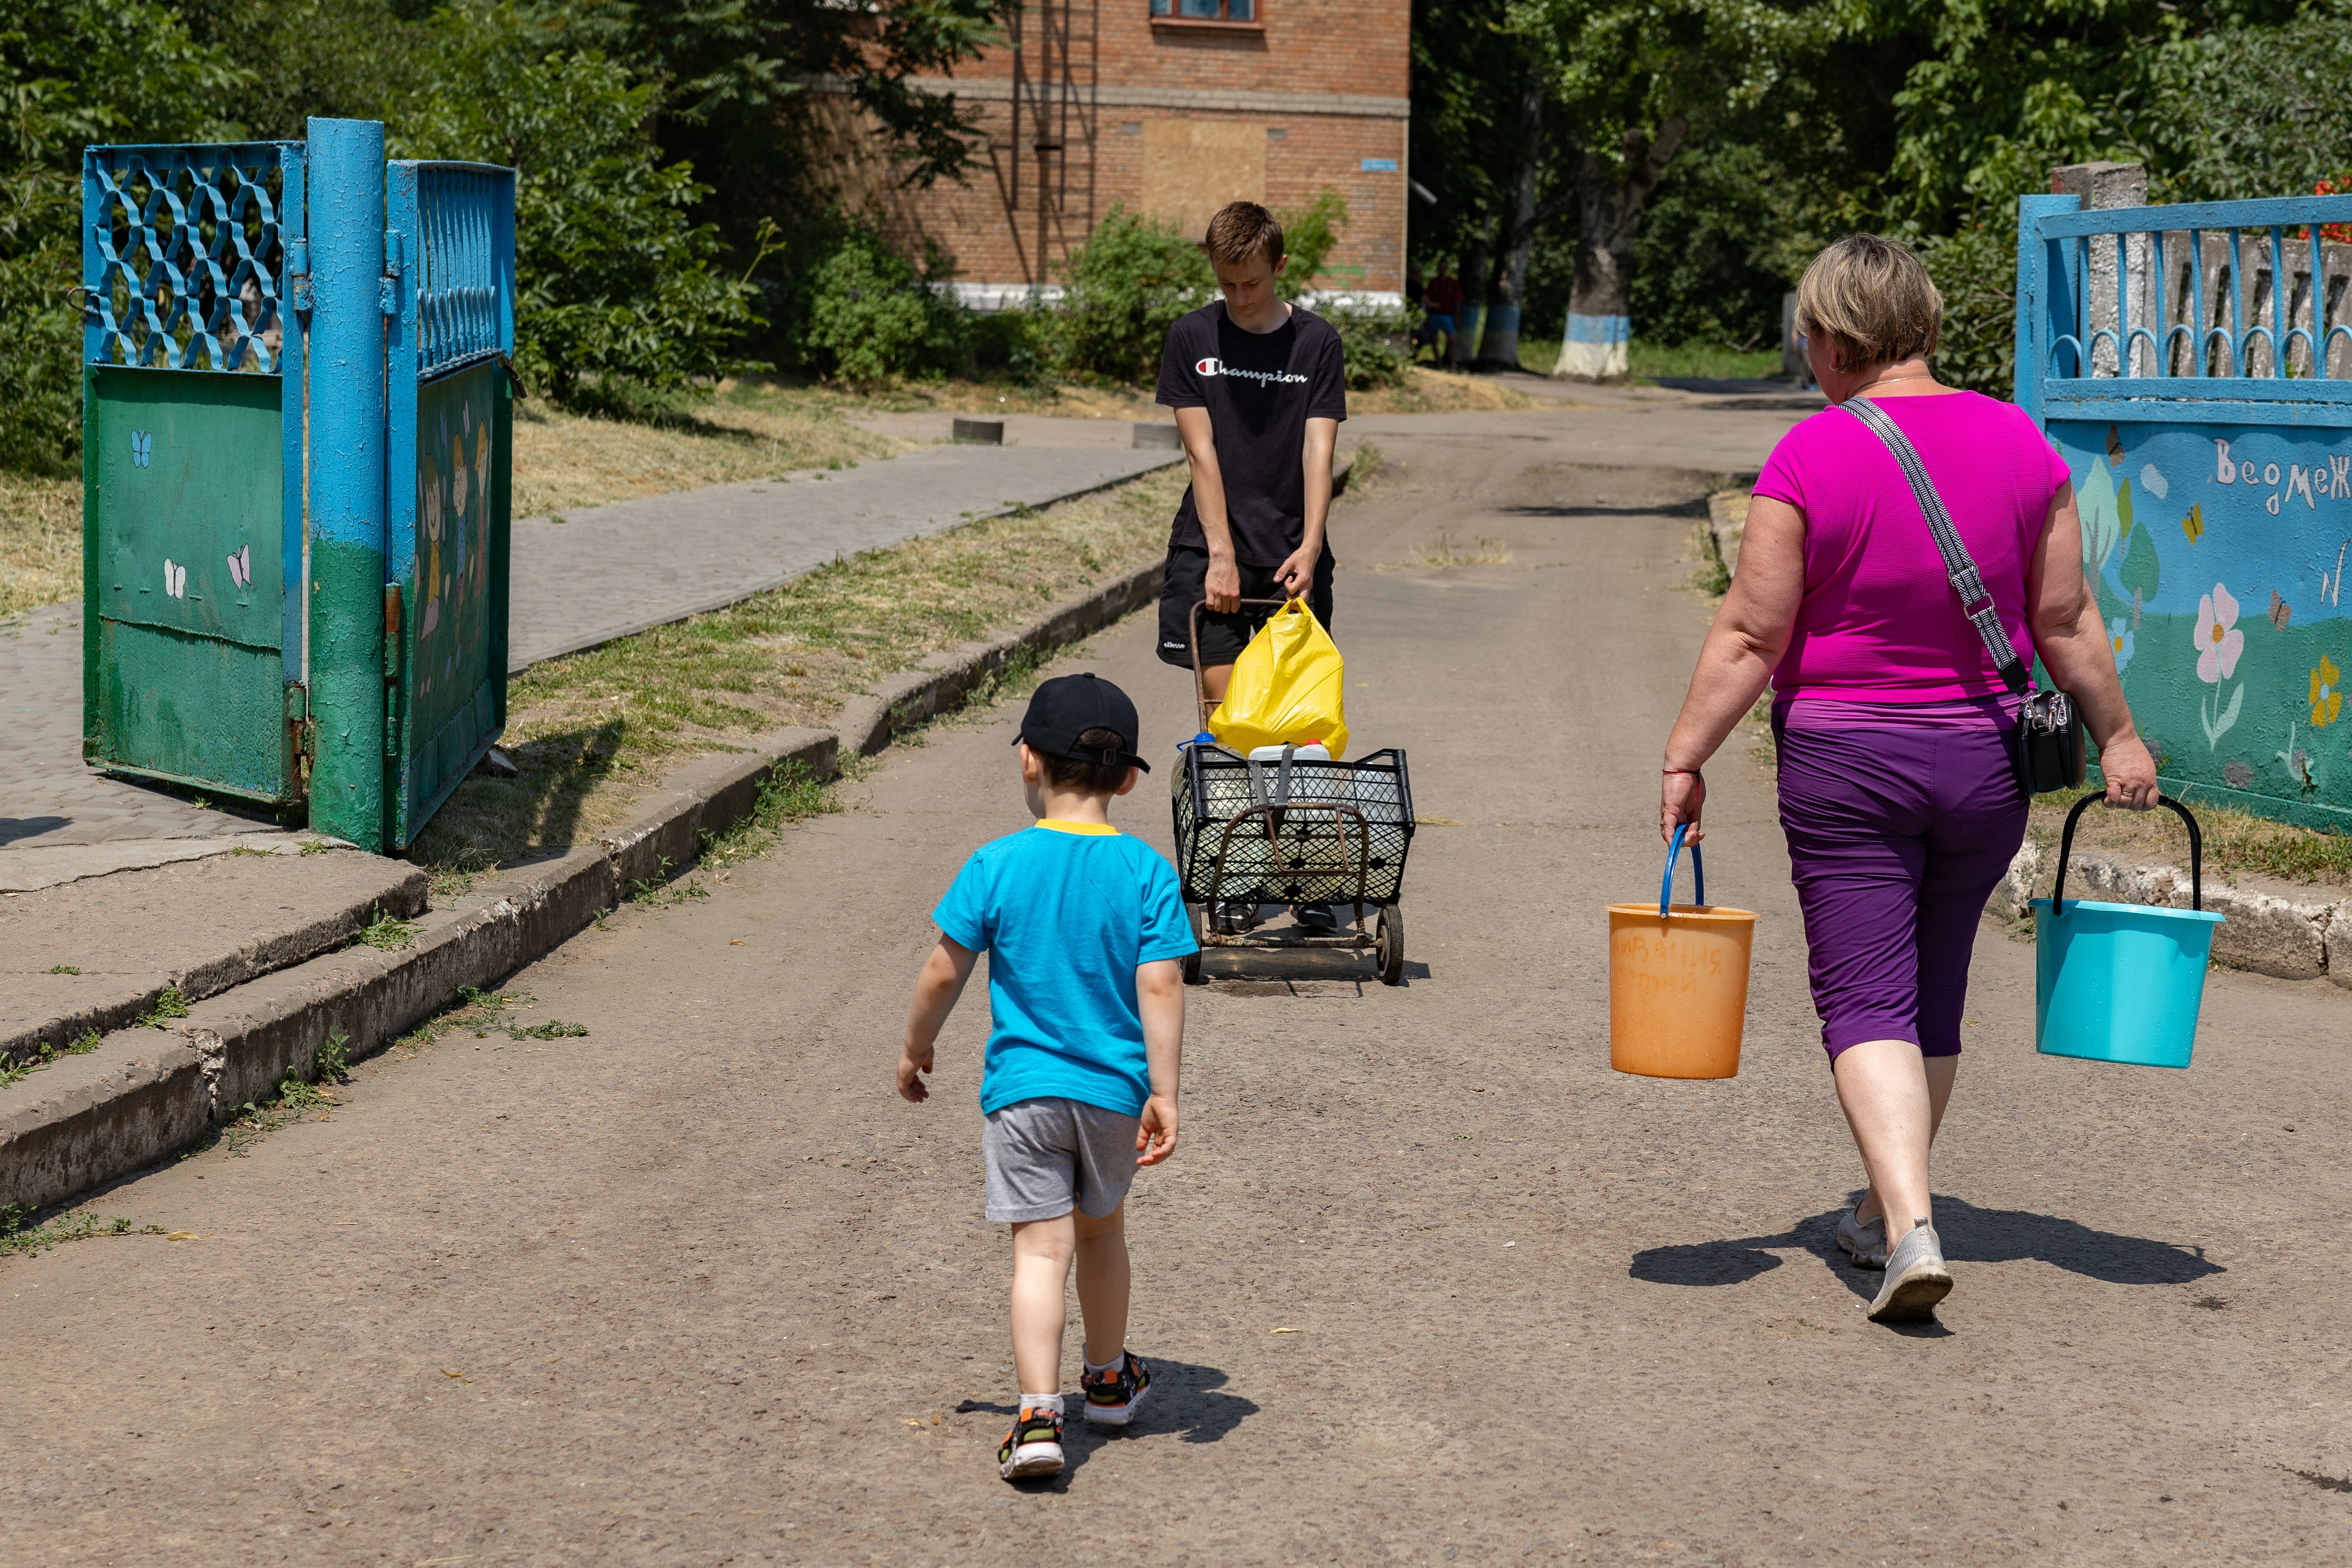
[1481,79,1545,370]
[1553,117,1686,381]
[1455,234,1491,369]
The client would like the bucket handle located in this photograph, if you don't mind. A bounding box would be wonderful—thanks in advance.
[2050,793,2202,918]
[1660,822,1707,917]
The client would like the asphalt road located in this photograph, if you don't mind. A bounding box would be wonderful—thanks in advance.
[7,408,2351,1567]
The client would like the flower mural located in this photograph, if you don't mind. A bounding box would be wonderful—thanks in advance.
[2194,583,2243,682]
[2195,581,2246,748]
[2108,617,2134,675]
[2315,655,2343,728]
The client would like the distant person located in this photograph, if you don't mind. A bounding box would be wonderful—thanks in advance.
[1420,259,1462,366]
[1656,234,2158,1323]
[895,673,1195,1481]
[1153,199,1348,934]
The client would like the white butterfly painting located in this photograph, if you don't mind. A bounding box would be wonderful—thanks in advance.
[225,544,251,589]
[162,559,186,598]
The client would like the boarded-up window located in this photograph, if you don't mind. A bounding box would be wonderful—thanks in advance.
[1140,121,1266,242]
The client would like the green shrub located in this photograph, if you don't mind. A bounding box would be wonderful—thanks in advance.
[1276,188,1348,302]
[800,220,969,384]
[401,14,764,417]
[1319,299,1414,390]
[1047,205,1214,382]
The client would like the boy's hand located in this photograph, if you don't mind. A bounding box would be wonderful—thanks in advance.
[1136,1094,1179,1165]
[896,1040,934,1102]
[1205,552,1242,614]
[1273,543,1319,601]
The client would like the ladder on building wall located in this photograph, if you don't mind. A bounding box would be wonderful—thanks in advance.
[1009,0,1098,283]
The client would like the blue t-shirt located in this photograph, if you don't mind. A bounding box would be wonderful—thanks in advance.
[932,820,1198,1117]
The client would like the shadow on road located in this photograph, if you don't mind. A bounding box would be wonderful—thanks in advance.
[961,1360,1260,1492]
[1628,1195,2226,1296]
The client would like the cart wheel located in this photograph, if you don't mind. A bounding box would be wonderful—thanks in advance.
[1376,904,1405,986]
[1183,904,1206,985]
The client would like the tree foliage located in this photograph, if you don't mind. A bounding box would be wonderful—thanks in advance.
[798,217,969,384]
[399,8,764,416]
[0,0,243,474]
[1043,206,1215,383]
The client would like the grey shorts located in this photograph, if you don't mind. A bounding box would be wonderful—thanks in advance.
[983,1097,1143,1223]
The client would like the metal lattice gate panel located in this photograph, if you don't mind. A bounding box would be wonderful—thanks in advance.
[81,141,306,806]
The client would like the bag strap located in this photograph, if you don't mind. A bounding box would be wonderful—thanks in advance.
[1841,396,2031,696]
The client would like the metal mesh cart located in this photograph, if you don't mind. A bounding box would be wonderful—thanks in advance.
[1172,598,1416,984]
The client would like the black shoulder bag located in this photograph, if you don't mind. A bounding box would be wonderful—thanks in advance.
[1842,396,2087,795]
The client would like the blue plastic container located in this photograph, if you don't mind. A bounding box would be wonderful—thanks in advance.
[2030,795,2223,1069]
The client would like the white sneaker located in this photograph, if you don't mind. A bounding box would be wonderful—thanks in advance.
[1836,1205,1888,1269]
[1867,1221,1953,1323]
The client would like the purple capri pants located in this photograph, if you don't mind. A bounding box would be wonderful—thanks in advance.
[1774,717,2029,1061]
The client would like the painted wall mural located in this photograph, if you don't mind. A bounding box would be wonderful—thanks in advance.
[406,362,499,745]
[2055,419,2352,828]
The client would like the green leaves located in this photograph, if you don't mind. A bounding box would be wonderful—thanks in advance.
[1043,206,1215,384]
[400,15,764,416]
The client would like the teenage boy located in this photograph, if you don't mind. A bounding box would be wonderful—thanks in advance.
[1155,200,1348,933]
[1155,199,1348,705]
[896,672,1196,1483]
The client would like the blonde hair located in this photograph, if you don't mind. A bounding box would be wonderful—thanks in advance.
[1205,201,1284,269]
[1794,234,1943,371]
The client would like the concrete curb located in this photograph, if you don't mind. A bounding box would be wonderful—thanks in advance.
[1989,839,2351,988]
[0,552,1175,1215]
[1706,488,1751,578]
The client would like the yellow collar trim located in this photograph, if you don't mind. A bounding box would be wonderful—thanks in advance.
[1035,819,1118,836]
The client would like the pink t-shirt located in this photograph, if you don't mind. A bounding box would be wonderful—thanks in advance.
[1754,391,2072,703]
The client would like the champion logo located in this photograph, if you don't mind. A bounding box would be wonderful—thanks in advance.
[1194,357,1308,388]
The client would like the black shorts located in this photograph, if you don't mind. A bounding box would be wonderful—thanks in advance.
[1156,546,1335,669]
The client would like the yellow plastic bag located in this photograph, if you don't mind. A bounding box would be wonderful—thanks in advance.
[1208,599,1349,758]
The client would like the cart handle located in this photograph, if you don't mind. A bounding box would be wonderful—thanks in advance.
[1660,822,1707,917]
[2050,793,2201,918]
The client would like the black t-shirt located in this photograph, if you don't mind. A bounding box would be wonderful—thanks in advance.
[1155,302,1348,566]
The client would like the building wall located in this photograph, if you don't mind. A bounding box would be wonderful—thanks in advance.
[817,0,1411,300]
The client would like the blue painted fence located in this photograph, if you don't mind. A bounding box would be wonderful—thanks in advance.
[2017,191,2352,832]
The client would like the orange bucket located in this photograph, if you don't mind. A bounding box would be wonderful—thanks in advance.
[1608,825,1757,1079]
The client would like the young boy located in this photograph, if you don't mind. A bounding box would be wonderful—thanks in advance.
[896,672,1196,1482]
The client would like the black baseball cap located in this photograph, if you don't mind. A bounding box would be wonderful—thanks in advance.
[1014,672,1151,774]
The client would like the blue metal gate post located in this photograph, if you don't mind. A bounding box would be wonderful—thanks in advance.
[2014,193,2080,425]
[305,118,389,850]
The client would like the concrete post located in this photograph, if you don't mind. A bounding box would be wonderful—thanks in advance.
[2050,161,2153,376]
[304,118,388,852]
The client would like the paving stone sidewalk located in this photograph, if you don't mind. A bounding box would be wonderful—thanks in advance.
[1,443,1179,889]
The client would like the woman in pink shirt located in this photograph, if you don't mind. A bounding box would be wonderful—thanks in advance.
[1658,235,2160,1323]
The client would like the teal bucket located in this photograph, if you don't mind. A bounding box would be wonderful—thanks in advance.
[2031,794,2223,1069]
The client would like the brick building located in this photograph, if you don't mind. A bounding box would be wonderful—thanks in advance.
[813,0,1411,306]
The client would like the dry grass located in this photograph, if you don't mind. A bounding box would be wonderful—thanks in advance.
[510,396,904,519]
[1377,529,1514,572]
[0,399,907,616]
[406,464,1197,884]
[757,365,1532,421]
[0,473,81,619]
[2026,788,2352,891]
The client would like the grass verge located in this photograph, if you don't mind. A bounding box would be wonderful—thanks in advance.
[746,367,1528,419]
[511,394,903,519]
[2026,787,2352,891]
[406,464,1191,886]
[0,471,80,620]
[1514,337,1786,382]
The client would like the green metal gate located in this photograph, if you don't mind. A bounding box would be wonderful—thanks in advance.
[81,121,515,853]
[82,141,306,806]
